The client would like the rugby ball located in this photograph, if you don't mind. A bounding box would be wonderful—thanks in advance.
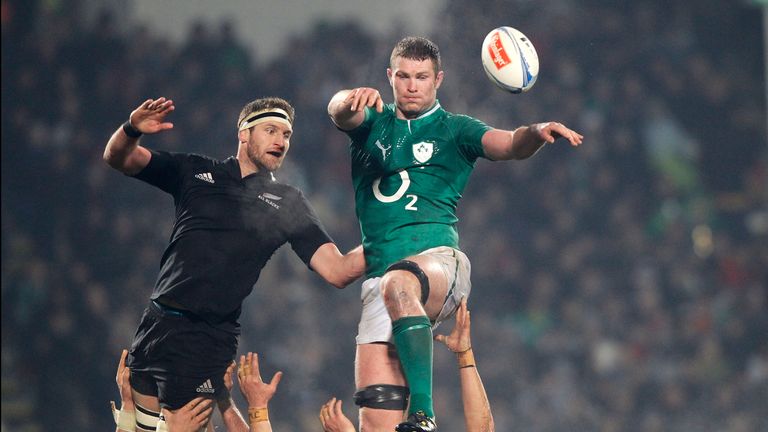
[481,26,539,93]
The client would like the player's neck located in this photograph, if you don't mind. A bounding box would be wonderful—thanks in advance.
[235,152,259,178]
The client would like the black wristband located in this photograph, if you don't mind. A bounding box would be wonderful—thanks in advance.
[122,121,143,138]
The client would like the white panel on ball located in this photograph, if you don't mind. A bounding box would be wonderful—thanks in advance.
[481,26,539,93]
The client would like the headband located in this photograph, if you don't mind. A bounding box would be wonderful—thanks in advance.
[238,108,292,131]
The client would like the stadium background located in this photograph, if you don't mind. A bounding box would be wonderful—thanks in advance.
[2,0,766,430]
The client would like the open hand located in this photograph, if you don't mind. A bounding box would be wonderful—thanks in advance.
[533,122,583,146]
[319,397,356,432]
[435,298,472,353]
[237,352,283,408]
[128,97,176,134]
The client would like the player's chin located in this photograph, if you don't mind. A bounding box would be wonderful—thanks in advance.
[259,157,283,172]
[399,104,426,118]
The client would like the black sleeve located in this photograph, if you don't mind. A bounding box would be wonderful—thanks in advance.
[288,191,334,267]
[131,150,184,195]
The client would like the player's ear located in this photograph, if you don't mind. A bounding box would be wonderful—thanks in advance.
[387,68,394,86]
[435,70,444,89]
[238,128,249,144]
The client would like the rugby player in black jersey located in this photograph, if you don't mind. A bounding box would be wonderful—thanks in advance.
[104,96,365,432]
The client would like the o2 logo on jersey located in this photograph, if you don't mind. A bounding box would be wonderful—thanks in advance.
[372,170,418,211]
[413,142,434,163]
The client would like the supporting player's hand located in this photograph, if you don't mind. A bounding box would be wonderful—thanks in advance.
[533,122,583,146]
[319,397,356,432]
[237,352,283,408]
[435,298,472,353]
[345,87,384,113]
[223,360,236,393]
[115,349,134,410]
[162,397,213,432]
[128,97,176,135]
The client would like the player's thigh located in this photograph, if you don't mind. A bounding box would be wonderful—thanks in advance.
[130,388,162,432]
[131,389,161,412]
[405,254,450,320]
[355,343,407,431]
[355,342,405,387]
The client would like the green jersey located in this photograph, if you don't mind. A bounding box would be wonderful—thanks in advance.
[345,101,491,277]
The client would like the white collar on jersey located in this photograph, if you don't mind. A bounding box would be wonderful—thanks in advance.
[413,101,441,120]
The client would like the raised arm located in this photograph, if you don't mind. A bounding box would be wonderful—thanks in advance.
[435,299,495,432]
[237,352,283,432]
[112,349,137,432]
[481,122,583,161]
[221,361,250,432]
[103,97,175,175]
[327,88,383,131]
[310,244,366,289]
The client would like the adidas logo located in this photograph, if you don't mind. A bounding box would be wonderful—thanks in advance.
[195,379,215,394]
[194,172,214,183]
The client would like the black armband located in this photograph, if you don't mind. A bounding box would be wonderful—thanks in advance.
[122,121,143,138]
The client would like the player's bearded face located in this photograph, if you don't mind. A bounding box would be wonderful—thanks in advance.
[388,57,443,119]
[246,122,291,172]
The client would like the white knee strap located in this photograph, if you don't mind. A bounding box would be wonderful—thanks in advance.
[135,402,160,431]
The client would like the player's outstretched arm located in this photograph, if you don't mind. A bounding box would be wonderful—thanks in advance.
[310,243,366,289]
[112,349,137,432]
[220,360,250,432]
[435,299,495,432]
[482,122,583,161]
[327,88,383,131]
[103,97,175,175]
[237,352,283,432]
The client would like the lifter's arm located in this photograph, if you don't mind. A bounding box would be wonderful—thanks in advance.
[310,243,366,289]
[435,299,495,432]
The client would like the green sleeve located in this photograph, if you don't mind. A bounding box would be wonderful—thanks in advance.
[453,114,491,161]
[345,106,381,145]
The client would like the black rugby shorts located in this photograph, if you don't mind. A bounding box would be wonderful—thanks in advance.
[126,301,238,409]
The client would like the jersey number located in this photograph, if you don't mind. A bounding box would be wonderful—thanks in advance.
[372,170,418,211]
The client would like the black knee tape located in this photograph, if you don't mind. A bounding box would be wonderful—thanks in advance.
[353,384,410,410]
[385,260,430,305]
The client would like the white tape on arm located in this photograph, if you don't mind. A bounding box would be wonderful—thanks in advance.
[111,401,137,432]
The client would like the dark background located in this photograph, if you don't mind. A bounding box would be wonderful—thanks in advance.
[2,0,766,430]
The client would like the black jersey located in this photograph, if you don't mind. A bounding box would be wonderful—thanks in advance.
[132,150,332,325]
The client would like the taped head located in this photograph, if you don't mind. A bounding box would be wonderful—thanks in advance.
[237,97,295,131]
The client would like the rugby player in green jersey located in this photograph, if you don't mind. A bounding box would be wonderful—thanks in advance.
[327,36,582,432]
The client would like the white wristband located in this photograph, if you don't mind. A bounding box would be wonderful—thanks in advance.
[156,417,169,432]
[111,401,137,431]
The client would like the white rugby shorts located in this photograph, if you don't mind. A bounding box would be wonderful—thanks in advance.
[356,246,472,344]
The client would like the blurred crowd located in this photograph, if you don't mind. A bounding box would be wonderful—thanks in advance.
[2,0,766,431]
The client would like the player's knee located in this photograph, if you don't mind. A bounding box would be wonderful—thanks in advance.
[380,271,413,301]
[135,402,161,432]
[353,384,410,410]
[382,260,430,305]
